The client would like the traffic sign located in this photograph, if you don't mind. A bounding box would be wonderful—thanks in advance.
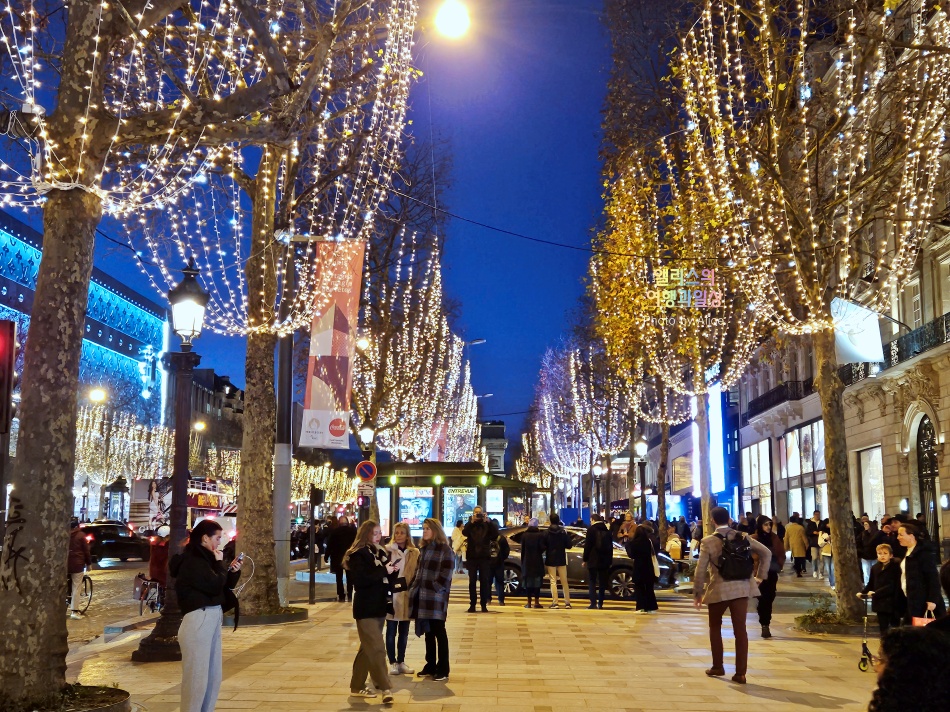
[356,460,377,482]
[358,481,376,497]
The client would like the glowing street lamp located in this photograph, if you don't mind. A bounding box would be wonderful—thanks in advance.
[193,421,207,432]
[358,424,376,448]
[435,0,470,38]
[89,387,107,404]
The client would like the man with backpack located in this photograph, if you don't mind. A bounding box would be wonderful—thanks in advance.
[693,507,771,685]
[462,506,499,612]
[582,514,614,609]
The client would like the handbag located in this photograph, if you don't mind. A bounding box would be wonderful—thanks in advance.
[650,541,660,579]
[912,610,936,627]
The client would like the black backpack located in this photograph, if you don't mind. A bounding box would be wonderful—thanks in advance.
[714,532,754,580]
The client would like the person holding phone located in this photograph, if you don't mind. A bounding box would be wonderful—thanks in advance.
[170,519,242,712]
[343,520,398,704]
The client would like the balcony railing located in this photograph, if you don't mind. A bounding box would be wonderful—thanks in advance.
[839,311,950,387]
[745,379,814,421]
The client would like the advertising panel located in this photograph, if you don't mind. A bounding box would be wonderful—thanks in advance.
[399,487,433,536]
[442,486,477,531]
[486,488,504,514]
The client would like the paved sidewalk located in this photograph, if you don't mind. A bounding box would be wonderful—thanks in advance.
[69,589,875,712]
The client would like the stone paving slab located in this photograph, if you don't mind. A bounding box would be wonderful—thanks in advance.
[69,595,874,711]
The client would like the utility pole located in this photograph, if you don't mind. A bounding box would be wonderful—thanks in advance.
[274,263,294,607]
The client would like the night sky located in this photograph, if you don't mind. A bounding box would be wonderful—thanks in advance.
[24,0,611,445]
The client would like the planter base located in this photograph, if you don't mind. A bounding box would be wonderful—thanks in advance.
[224,606,308,627]
[796,621,864,636]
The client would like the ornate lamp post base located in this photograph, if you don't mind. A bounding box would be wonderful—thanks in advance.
[130,610,183,662]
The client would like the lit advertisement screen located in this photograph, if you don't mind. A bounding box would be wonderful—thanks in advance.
[442,486,477,531]
[399,487,433,536]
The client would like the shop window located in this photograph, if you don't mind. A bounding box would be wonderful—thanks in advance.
[858,447,885,524]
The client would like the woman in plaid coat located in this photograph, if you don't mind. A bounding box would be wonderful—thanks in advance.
[410,518,455,681]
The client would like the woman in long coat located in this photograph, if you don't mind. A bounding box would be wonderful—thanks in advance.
[897,522,946,622]
[520,518,546,609]
[386,522,420,675]
[410,518,455,681]
[625,524,658,613]
[751,515,786,639]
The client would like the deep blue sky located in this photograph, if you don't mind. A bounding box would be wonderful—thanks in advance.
[17,0,610,445]
[414,0,609,438]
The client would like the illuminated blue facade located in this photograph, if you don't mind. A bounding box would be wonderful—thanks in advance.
[0,211,167,423]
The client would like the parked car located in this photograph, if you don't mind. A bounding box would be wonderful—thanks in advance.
[500,525,685,599]
[81,521,151,562]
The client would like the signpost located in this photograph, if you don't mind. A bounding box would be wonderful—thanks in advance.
[356,461,376,524]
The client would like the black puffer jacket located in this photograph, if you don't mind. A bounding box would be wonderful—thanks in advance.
[345,545,391,620]
[170,545,241,615]
[543,524,572,567]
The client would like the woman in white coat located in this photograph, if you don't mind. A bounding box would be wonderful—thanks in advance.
[386,522,420,675]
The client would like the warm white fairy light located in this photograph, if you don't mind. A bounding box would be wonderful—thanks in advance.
[0,0,420,338]
[675,0,950,333]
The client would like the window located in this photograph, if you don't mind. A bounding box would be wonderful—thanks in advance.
[859,447,885,523]
[910,281,922,328]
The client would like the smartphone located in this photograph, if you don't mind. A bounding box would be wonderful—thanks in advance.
[236,552,245,563]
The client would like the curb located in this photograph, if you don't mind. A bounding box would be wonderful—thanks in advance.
[224,606,309,627]
[103,614,160,640]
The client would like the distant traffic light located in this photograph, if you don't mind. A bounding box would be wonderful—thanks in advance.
[0,320,17,434]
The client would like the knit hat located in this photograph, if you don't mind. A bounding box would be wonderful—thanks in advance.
[528,517,539,527]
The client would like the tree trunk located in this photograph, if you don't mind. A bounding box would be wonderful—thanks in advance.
[813,328,863,622]
[695,391,714,537]
[657,420,670,545]
[0,188,102,704]
[237,148,281,615]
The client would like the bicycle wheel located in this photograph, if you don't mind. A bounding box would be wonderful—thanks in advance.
[79,575,93,614]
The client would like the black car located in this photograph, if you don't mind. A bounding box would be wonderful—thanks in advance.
[81,521,151,562]
[501,525,685,599]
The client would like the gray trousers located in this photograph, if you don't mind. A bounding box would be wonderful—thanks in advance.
[179,606,223,712]
[351,617,391,692]
[69,572,85,612]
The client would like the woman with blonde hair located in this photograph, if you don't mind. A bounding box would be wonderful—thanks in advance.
[386,522,420,675]
[343,520,398,704]
[410,518,455,681]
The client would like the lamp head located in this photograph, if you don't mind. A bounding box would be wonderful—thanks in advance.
[435,0,470,38]
[358,424,375,446]
[168,260,209,350]
[634,438,648,458]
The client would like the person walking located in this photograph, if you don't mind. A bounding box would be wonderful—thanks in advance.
[805,510,822,578]
[410,518,455,681]
[583,514,613,609]
[450,519,466,573]
[462,506,498,612]
[625,524,659,613]
[344,520,398,704]
[490,529,510,606]
[544,513,572,609]
[897,521,946,623]
[170,519,243,712]
[68,519,92,619]
[520,518,546,609]
[750,515,785,639]
[818,523,835,589]
[783,514,808,577]
[694,507,771,685]
[327,515,357,602]
[386,522,419,676]
[618,512,636,544]
[857,543,905,636]
[859,520,886,585]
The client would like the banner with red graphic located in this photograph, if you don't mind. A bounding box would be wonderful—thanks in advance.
[300,241,365,449]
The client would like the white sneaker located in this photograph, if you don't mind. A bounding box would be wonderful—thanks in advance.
[389,663,400,675]
[397,662,415,675]
[350,689,378,699]
[813,572,819,579]
[382,690,394,705]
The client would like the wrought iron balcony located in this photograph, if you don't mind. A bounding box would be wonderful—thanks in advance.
[838,311,950,387]
[745,380,813,421]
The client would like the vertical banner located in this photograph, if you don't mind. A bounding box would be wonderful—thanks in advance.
[300,241,366,448]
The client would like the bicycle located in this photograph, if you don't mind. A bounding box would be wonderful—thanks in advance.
[66,574,93,615]
[139,578,165,615]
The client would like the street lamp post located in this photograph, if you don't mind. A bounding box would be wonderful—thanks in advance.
[80,479,89,523]
[634,437,648,521]
[133,260,208,663]
[592,463,603,515]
